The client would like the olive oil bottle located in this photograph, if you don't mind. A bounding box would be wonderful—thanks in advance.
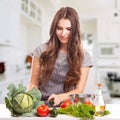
[94,83,106,117]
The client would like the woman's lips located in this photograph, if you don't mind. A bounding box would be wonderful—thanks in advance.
[60,36,68,41]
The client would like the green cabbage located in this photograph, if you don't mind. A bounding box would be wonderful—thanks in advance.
[12,93,33,114]
[5,84,44,116]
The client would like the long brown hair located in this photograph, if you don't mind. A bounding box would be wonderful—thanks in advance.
[39,7,83,92]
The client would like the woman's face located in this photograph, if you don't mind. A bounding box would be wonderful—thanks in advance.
[56,18,71,45]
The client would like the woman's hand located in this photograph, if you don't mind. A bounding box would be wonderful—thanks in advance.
[48,94,61,106]
[48,93,70,106]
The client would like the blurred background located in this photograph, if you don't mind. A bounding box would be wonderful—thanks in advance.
[0,0,120,104]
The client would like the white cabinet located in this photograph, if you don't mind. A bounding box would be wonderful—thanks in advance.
[97,18,120,43]
[0,0,21,46]
[97,19,108,43]
[108,20,120,43]
[21,0,41,25]
[0,0,42,48]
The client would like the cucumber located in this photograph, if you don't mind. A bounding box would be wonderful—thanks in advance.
[49,108,58,117]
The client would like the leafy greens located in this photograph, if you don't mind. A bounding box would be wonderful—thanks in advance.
[5,83,44,117]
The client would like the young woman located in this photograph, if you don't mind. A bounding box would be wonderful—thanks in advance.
[28,7,93,106]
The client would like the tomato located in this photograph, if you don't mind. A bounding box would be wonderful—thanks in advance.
[60,100,72,108]
[37,104,49,117]
[84,100,93,107]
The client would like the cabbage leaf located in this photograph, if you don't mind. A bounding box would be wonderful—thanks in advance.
[5,83,44,117]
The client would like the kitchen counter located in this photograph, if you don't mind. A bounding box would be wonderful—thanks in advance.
[0,104,120,120]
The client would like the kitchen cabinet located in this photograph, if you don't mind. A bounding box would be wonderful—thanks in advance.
[0,0,42,51]
[0,0,21,46]
[0,0,42,73]
[97,18,120,43]
[97,19,108,43]
[21,0,41,25]
[108,20,120,43]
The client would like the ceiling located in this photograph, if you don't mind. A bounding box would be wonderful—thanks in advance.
[60,0,120,19]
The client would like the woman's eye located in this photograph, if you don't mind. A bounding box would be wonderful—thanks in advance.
[56,26,71,31]
[56,27,62,30]
[67,28,71,31]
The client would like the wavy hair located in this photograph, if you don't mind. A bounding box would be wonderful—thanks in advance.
[39,7,83,92]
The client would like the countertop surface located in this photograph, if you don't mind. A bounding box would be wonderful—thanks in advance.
[0,104,120,120]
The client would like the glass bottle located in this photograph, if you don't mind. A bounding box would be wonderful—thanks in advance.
[94,83,106,117]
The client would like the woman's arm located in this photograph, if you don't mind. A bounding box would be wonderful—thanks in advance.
[28,56,40,90]
[48,67,90,106]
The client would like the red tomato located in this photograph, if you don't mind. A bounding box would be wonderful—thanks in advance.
[37,104,49,117]
[60,100,72,108]
[84,100,93,107]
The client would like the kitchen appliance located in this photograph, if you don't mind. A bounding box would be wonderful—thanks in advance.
[96,43,120,97]
[98,43,120,58]
[96,67,120,97]
[107,72,120,96]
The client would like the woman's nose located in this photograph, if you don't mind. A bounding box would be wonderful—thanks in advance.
[61,30,67,36]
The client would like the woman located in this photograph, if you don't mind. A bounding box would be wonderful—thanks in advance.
[28,7,93,106]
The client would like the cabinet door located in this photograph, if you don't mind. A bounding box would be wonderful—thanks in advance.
[97,18,120,43]
[97,19,109,43]
[108,20,120,43]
